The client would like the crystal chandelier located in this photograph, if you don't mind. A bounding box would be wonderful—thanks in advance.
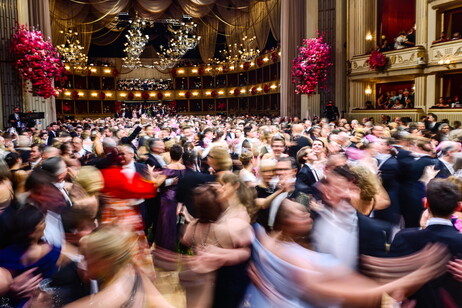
[122,17,152,69]
[237,35,260,62]
[57,28,88,69]
[148,16,201,71]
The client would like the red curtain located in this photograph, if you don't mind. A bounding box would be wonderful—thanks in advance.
[377,0,416,43]
[443,74,462,98]
[376,81,414,95]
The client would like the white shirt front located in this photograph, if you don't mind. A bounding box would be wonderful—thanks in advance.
[43,210,64,247]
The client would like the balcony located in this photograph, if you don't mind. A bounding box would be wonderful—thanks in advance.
[350,46,426,80]
[428,39,462,70]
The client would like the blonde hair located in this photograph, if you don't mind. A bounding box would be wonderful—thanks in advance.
[75,166,104,195]
[209,146,232,171]
[349,164,379,201]
[239,151,253,167]
[83,226,138,277]
[219,172,256,219]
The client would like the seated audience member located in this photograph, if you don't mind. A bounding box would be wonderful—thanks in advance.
[365,101,374,110]
[394,31,407,49]
[403,28,416,47]
[452,32,461,40]
[390,99,404,109]
[432,32,448,44]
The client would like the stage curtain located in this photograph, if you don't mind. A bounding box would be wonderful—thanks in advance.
[198,15,219,63]
[250,0,272,51]
[378,0,415,42]
[178,0,214,18]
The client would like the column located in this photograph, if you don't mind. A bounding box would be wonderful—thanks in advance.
[415,0,428,46]
[414,76,426,109]
[27,0,56,126]
[425,74,437,111]
[349,81,368,110]
[280,0,306,117]
[301,0,321,119]
[335,0,347,115]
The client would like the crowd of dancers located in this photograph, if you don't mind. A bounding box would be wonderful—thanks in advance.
[1,112,462,307]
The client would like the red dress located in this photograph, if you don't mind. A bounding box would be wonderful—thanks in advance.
[100,167,157,278]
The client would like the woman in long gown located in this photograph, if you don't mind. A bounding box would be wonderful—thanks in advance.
[241,199,450,308]
[155,144,186,251]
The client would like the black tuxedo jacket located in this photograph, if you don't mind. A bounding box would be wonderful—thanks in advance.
[375,156,400,223]
[434,159,452,179]
[145,153,164,170]
[295,164,317,194]
[8,114,19,128]
[47,130,59,145]
[391,224,462,308]
[176,169,216,216]
[288,135,312,158]
[357,212,393,258]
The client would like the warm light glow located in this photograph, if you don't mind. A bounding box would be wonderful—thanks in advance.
[278,52,281,56]
[90,68,97,73]
[206,67,212,72]
[135,93,141,97]
[206,91,212,95]
[218,91,224,95]
[103,69,111,74]
[240,89,246,93]
[192,92,199,96]
[106,93,112,97]
[365,33,373,41]
[165,93,171,97]
[91,93,98,97]
[257,87,262,91]
[64,91,71,96]
[239,64,244,68]
[444,59,451,64]
[250,62,255,67]
[179,92,185,96]
[229,90,234,94]
[230,65,235,70]
[65,65,71,70]
[270,85,277,89]
[120,93,127,97]
[191,68,198,73]
[438,60,444,65]
[78,92,84,96]
[263,57,269,62]
[365,87,372,95]
[177,69,185,74]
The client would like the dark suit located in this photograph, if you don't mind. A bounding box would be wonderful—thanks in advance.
[391,224,462,307]
[434,159,452,179]
[176,169,216,217]
[146,153,164,170]
[8,113,21,130]
[425,120,441,133]
[288,135,312,158]
[375,156,400,224]
[357,212,393,258]
[401,156,437,228]
[295,164,318,194]
[47,130,59,145]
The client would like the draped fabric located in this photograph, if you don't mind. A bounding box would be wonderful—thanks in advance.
[51,0,280,61]
[198,16,219,63]
[280,0,305,117]
[377,0,415,42]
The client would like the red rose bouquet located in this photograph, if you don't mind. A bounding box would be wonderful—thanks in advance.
[10,25,66,98]
[366,51,387,71]
[291,35,332,95]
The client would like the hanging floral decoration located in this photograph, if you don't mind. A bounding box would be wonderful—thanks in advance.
[141,91,150,100]
[271,51,279,62]
[291,35,332,95]
[10,25,67,99]
[157,92,163,100]
[366,51,388,71]
[99,92,106,100]
[211,90,217,98]
[127,92,134,100]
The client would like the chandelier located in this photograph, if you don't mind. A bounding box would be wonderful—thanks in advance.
[149,16,201,71]
[236,35,260,62]
[122,17,153,69]
[57,28,88,70]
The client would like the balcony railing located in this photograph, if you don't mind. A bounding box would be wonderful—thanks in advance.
[429,39,462,67]
[350,46,426,76]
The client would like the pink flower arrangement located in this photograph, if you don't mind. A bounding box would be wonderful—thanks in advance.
[366,51,387,71]
[10,25,66,98]
[291,35,332,95]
